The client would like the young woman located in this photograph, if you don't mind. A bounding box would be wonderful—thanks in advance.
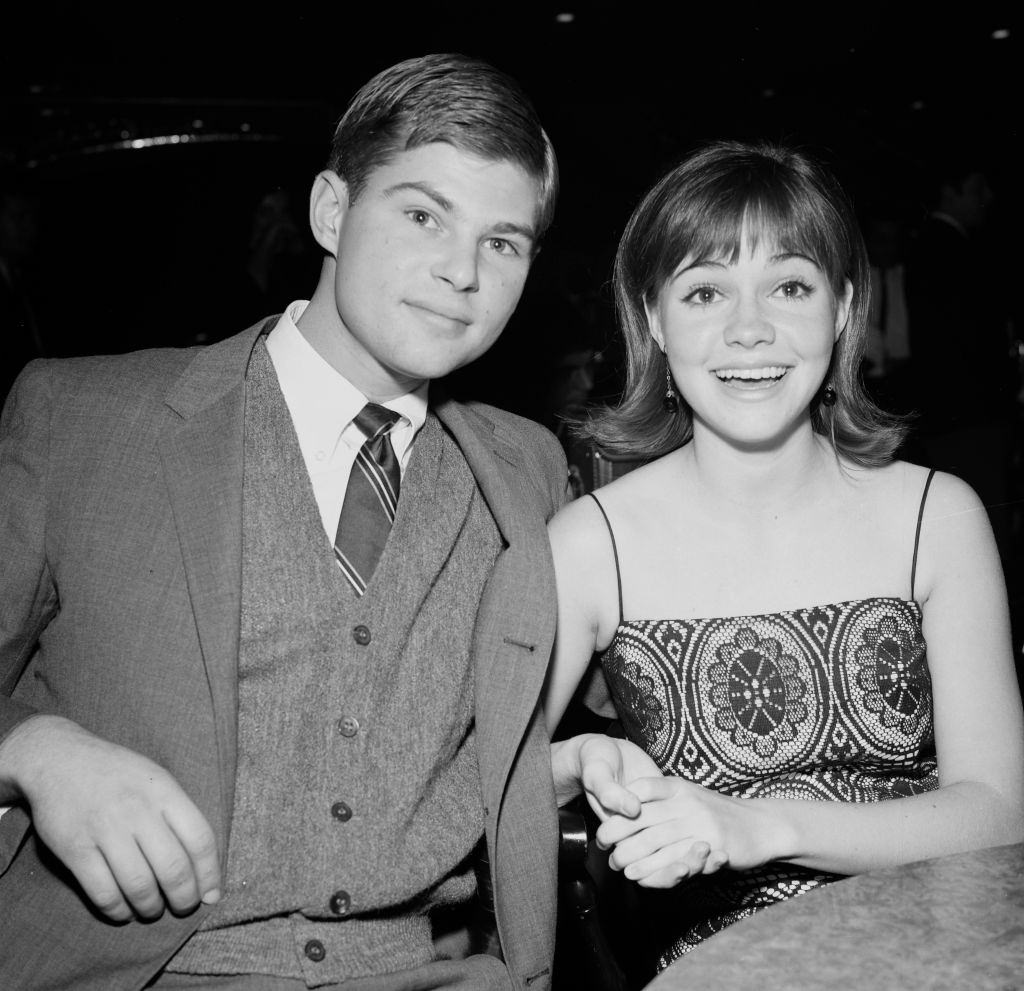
[545,141,1024,972]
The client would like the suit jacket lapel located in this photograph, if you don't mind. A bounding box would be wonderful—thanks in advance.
[156,319,271,831]
[433,397,558,812]
[374,413,475,604]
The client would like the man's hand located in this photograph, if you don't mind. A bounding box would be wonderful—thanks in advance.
[0,715,221,921]
[551,733,661,819]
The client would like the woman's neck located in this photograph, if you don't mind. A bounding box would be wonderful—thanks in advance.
[682,421,842,518]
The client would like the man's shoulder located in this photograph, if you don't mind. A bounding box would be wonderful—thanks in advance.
[13,321,271,408]
[450,399,569,512]
[457,399,551,438]
[455,400,564,464]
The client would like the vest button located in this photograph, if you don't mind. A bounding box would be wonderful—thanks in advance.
[352,624,371,646]
[338,715,360,738]
[331,801,353,822]
[304,939,326,962]
[329,890,352,916]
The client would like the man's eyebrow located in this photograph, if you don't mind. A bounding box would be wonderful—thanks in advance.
[491,220,537,245]
[382,181,455,214]
[382,180,537,246]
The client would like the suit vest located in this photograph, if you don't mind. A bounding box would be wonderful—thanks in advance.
[168,344,502,984]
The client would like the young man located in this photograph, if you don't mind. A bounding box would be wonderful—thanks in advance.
[0,53,629,991]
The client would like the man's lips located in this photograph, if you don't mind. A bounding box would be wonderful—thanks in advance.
[405,301,471,326]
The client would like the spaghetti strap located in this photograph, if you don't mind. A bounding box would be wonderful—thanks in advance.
[587,493,624,627]
[910,468,937,602]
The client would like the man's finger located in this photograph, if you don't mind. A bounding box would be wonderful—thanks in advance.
[583,772,642,820]
[103,841,167,919]
[165,803,221,906]
[67,847,133,922]
[137,828,202,915]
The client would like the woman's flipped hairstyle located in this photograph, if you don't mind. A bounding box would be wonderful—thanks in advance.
[579,140,907,465]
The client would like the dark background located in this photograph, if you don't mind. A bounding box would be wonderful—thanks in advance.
[2,8,1021,983]
[2,2,1019,398]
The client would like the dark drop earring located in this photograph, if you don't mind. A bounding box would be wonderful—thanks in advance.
[663,364,679,413]
[822,384,837,407]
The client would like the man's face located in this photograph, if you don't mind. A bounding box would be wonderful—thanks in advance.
[315,142,541,400]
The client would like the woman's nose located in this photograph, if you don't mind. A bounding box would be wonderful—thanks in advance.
[724,296,775,347]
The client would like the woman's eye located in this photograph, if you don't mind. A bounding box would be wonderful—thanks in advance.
[684,286,719,305]
[777,280,813,299]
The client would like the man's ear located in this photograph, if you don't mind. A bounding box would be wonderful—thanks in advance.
[834,279,854,341]
[308,170,349,256]
[644,297,666,352]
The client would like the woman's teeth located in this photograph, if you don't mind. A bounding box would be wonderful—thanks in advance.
[714,366,788,381]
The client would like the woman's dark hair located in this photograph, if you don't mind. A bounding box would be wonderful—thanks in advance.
[579,140,907,466]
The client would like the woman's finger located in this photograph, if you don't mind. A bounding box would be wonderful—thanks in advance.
[626,840,713,888]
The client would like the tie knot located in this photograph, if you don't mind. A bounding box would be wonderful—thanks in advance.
[353,402,402,442]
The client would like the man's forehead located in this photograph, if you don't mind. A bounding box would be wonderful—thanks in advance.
[370,141,543,233]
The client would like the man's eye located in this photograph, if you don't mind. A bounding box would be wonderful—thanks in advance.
[407,210,437,228]
[489,238,519,256]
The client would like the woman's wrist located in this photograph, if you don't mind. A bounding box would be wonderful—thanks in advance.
[755,797,802,864]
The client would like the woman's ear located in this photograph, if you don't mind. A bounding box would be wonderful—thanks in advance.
[308,170,350,256]
[834,279,854,340]
[644,296,666,352]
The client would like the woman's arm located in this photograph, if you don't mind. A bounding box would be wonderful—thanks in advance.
[545,496,671,820]
[598,472,1024,886]
[543,496,621,733]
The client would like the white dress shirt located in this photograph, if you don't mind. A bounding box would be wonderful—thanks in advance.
[265,301,428,541]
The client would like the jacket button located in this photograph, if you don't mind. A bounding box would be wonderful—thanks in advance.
[329,890,352,916]
[331,801,353,822]
[304,939,326,962]
[337,715,360,738]
[352,624,371,645]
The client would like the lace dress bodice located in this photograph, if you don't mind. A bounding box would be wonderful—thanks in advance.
[589,472,939,969]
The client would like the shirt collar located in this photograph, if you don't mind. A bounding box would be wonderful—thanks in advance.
[265,300,428,458]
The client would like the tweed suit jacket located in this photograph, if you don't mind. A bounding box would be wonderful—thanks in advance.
[0,320,568,991]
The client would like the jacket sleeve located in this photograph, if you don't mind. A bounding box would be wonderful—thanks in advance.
[525,421,570,520]
[0,361,60,869]
[0,361,58,735]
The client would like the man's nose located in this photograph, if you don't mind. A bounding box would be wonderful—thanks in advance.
[433,238,480,293]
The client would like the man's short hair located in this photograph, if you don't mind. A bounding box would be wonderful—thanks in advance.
[327,53,558,241]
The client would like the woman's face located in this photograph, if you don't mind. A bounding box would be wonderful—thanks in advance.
[646,236,851,451]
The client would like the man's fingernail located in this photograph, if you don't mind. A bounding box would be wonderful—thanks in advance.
[201,888,221,904]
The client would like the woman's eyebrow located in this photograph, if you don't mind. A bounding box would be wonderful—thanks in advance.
[672,258,728,278]
[769,251,819,266]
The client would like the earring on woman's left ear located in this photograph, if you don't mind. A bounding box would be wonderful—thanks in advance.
[822,384,837,407]
[663,364,679,413]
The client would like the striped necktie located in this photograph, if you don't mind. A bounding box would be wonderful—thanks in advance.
[334,403,402,596]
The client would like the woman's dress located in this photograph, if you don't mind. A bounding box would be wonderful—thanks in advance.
[590,473,939,969]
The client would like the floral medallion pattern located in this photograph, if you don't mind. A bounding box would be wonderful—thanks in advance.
[708,626,809,759]
[601,596,938,964]
[603,656,665,751]
[854,612,929,736]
